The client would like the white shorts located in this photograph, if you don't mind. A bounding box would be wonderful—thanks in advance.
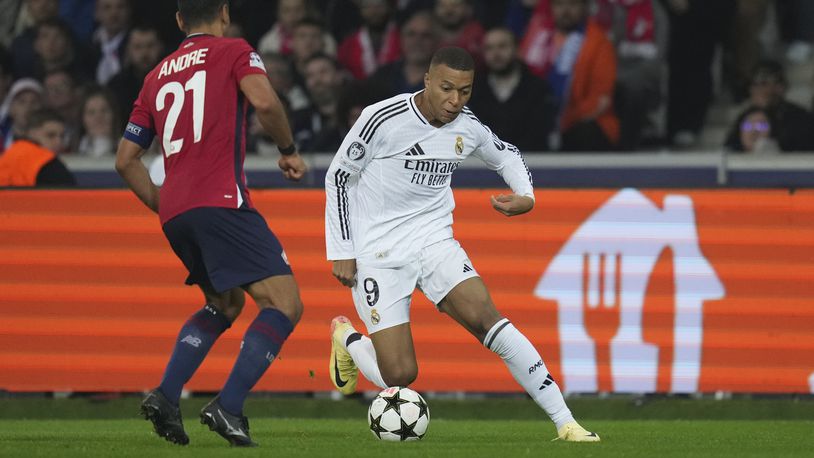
[351,238,479,334]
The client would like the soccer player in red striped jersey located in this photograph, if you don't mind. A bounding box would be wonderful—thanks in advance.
[115,0,306,447]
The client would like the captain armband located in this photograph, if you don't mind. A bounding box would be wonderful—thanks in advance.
[123,122,155,149]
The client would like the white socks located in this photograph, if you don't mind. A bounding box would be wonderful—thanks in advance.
[484,318,575,430]
[344,330,387,389]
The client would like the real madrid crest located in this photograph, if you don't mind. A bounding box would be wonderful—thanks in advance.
[370,309,381,325]
[455,136,464,155]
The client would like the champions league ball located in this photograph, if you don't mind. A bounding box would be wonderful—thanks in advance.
[368,387,430,441]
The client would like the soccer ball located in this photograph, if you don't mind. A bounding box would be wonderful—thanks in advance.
[368,386,430,441]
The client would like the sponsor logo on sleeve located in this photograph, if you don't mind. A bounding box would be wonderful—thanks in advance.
[249,52,265,70]
[347,141,366,160]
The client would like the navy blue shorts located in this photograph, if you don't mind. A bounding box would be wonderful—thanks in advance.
[162,207,292,293]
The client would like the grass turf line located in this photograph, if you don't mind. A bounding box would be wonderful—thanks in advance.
[2,396,814,420]
[1,418,813,458]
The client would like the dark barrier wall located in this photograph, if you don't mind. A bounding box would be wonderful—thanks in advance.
[1,189,813,393]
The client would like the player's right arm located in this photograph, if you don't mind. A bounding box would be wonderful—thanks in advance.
[239,74,306,180]
[325,104,379,287]
[116,138,159,213]
[117,86,159,213]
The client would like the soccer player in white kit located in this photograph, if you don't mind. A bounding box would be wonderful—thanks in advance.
[324,46,599,442]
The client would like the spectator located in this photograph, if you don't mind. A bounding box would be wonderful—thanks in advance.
[107,25,164,122]
[289,18,337,85]
[335,79,381,137]
[434,0,484,64]
[258,0,336,57]
[0,108,75,187]
[92,0,133,85]
[23,18,91,82]
[367,10,441,96]
[726,0,770,101]
[778,0,814,63]
[0,78,44,151]
[505,0,538,37]
[291,53,345,152]
[60,0,96,45]
[724,60,814,152]
[249,52,310,155]
[337,0,401,80]
[0,0,24,46]
[10,0,60,79]
[596,0,662,150]
[43,69,80,149]
[262,51,309,111]
[76,86,120,158]
[467,26,554,152]
[725,106,779,154]
[519,0,619,151]
[130,0,183,49]
[664,0,736,147]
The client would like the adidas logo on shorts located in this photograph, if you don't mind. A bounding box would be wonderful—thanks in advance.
[463,263,473,273]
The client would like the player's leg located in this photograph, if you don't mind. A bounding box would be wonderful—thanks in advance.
[439,278,599,442]
[142,210,246,445]
[422,239,598,442]
[333,320,419,390]
[141,286,242,446]
[201,275,301,447]
[158,285,243,405]
[330,263,419,393]
[180,207,299,446]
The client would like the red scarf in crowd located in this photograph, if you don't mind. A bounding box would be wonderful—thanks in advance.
[338,22,401,80]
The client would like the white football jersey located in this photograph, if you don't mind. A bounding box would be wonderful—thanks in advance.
[325,91,535,267]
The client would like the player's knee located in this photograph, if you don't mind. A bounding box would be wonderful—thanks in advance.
[255,296,303,327]
[209,301,243,323]
[381,364,418,387]
[465,304,502,337]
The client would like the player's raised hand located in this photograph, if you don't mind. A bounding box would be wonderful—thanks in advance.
[490,194,534,216]
[332,259,357,287]
[278,153,307,181]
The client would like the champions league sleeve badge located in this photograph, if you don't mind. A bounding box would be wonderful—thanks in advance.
[347,141,366,160]
[455,136,464,155]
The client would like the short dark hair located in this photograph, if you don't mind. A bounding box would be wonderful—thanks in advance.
[26,109,64,132]
[294,17,326,32]
[430,46,474,72]
[303,52,338,70]
[37,18,75,41]
[485,26,517,45]
[177,0,228,28]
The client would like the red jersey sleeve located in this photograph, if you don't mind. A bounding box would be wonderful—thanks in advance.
[231,40,268,83]
[123,85,156,149]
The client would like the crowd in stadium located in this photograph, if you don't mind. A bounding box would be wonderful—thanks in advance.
[1,0,814,163]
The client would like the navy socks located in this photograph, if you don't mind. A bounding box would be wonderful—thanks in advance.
[219,308,294,415]
[159,304,231,405]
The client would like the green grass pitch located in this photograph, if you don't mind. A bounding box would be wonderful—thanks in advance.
[1,397,812,457]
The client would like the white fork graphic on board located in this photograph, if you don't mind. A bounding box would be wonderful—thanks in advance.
[535,189,725,393]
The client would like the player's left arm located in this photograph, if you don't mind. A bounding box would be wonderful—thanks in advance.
[234,42,306,181]
[115,138,159,213]
[240,74,306,181]
[471,125,535,217]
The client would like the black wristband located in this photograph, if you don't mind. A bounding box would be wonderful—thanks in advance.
[278,143,297,155]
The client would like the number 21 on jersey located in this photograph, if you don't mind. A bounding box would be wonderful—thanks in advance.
[156,70,206,157]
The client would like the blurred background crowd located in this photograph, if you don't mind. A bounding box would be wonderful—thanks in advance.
[2,0,814,164]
